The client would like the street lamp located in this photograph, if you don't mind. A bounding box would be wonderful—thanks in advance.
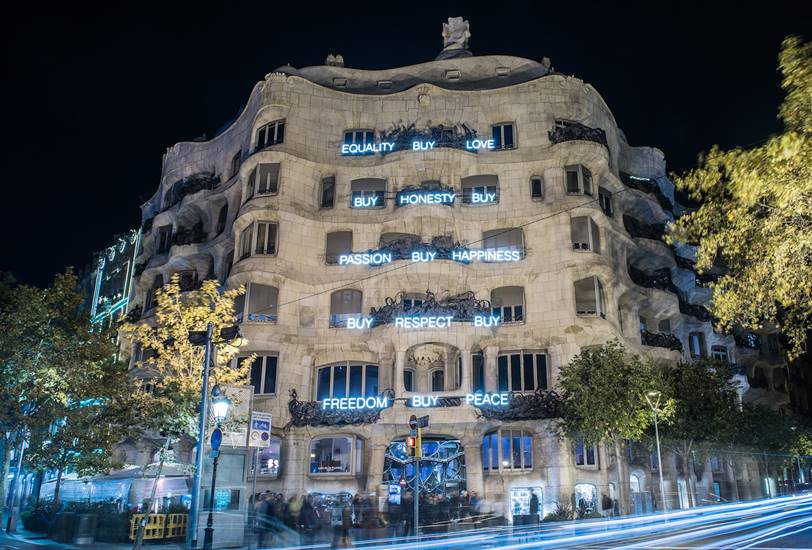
[187,324,240,549]
[645,390,667,513]
[203,385,231,550]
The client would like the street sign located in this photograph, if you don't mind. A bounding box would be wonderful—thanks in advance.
[210,427,223,451]
[408,414,418,430]
[249,411,273,448]
[418,415,430,428]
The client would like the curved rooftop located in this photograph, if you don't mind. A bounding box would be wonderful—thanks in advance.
[272,54,553,95]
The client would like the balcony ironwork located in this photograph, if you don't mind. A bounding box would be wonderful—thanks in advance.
[473,389,562,421]
[641,330,683,352]
[678,295,713,322]
[623,215,667,241]
[548,121,608,148]
[628,265,679,295]
[162,172,219,211]
[619,172,674,211]
[172,221,207,246]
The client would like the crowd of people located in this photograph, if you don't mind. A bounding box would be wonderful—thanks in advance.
[251,489,482,547]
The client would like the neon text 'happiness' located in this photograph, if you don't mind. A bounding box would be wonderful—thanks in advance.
[452,249,522,262]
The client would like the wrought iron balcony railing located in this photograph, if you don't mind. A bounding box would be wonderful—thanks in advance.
[678,295,713,322]
[623,215,667,241]
[619,172,674,211]
[548,121,608,148]
[628,265,680,295]
[641,330,683,352]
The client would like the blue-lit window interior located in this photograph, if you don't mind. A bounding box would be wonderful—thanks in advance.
[316,362,379,400]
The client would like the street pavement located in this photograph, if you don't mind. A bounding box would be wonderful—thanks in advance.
[2,495,812,549]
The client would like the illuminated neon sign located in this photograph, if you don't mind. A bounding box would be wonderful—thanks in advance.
[412,141,436,151]
[347,317,374,329]
[465,139,495,150]
[410,395,439,407]
[322,396,390,410]
[452,249,522,262]
[470,192,497,203]
[346,315,500,330]
[353,196,381,208]
[342,142,395,155]
[398,192,456,206]
[338,252,392,266]
[465,393,510,406]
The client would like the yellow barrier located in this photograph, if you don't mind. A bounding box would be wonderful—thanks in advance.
[129,513,187,541]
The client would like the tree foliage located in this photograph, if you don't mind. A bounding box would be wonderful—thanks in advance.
[120,275,249,439]
[668,36,812,358]
[0,270,140,505]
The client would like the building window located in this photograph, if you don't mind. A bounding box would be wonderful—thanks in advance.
[711,345,729,363]
[492,122,515,150]
[326,231,353,265]
[599,187,613,217]
[350,178,386,208]
[482,228,524,260]
[689,332,706,358]
[246,163,280,198]
[246,355,278,395]
[239,221,277,259]
[315,362,379,400]
[145,274,163,310]
[156,225,172,254]
[497,352,548,392]
[530,176,544,200]
[574,276,605,317]
[461,175,499,204]
[404,369,415,392]
[570,217,601,253]
[482,429,532,471]
[320,176,336,209]
[574,435,598,467]
[402,292,425,310]
[491,286,525,323]
[309,436,354,474]
[255,119,285,150]
[176,270,198,292]
[565,165,593,196]
[431,369,445,392]
[251,437,281,478]
[216,204,228,235]
[234,283,278,323]
[471,352,485,393]
[230,150,242,178]
[329,289,362,327]
[574,483,598,511]
[344,130,375,151]
[658,319,672,333]
[767,333,780,356]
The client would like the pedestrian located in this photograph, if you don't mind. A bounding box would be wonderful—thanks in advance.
[286,494,303,529]
[300,494,319,541]
[530,492,539,521]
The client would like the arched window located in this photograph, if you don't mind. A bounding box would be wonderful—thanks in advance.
[491,286,525,323]
[574,483,598,512]
[482,429,533,471]
[316,362,379,400]
[431,369,445,392]
[329,289,362,327]
[574,276,605,317]
[326,231,353,265]
[574,434,598,467]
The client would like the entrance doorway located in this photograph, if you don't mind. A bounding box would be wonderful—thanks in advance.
[382,436,466,495]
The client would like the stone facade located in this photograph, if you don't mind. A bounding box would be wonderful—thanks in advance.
[127,46,783,517]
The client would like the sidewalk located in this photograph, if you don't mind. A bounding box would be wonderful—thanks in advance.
[1,528,186,550]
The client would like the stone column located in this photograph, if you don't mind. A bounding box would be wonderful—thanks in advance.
[394,350,406,398]
[464,442,485,498]
[299,355,313,399]
[365,441,388,498]
[282,430,308,496]
[459,350,471,393]
[484,345,499,392]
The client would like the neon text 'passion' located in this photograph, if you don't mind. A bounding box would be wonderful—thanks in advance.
[338,252,392,266]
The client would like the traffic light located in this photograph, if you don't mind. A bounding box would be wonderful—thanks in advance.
[406,435,417,457]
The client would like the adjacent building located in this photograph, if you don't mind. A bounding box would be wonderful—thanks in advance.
[125,19,792,518]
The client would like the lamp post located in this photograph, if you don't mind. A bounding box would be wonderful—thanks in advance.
[187,324,241,549]
[645,390,667,513]
[203,385,231,550]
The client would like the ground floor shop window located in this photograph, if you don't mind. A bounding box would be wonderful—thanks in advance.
[310,436,355,474]
[574,483,597,513]
[509,487,542,521]
[251,437,281,477]
[483,430,533,471]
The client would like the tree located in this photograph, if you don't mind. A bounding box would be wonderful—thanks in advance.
[0,270,128,509]
[120,275,249,444]
[659,358,740,507]
[558,340,668,515]
[668,36,812,358]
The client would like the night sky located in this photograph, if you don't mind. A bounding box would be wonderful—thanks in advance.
[1,1,809,287]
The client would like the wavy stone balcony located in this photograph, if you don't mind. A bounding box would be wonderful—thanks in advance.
[623,215,667,242]
[678,295,713,322]
[620,172,673,212]
[641,329,683,351]
[628,265,679,295]
[548,121,608,149]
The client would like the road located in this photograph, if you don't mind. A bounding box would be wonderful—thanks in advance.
[2,496,811,549]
